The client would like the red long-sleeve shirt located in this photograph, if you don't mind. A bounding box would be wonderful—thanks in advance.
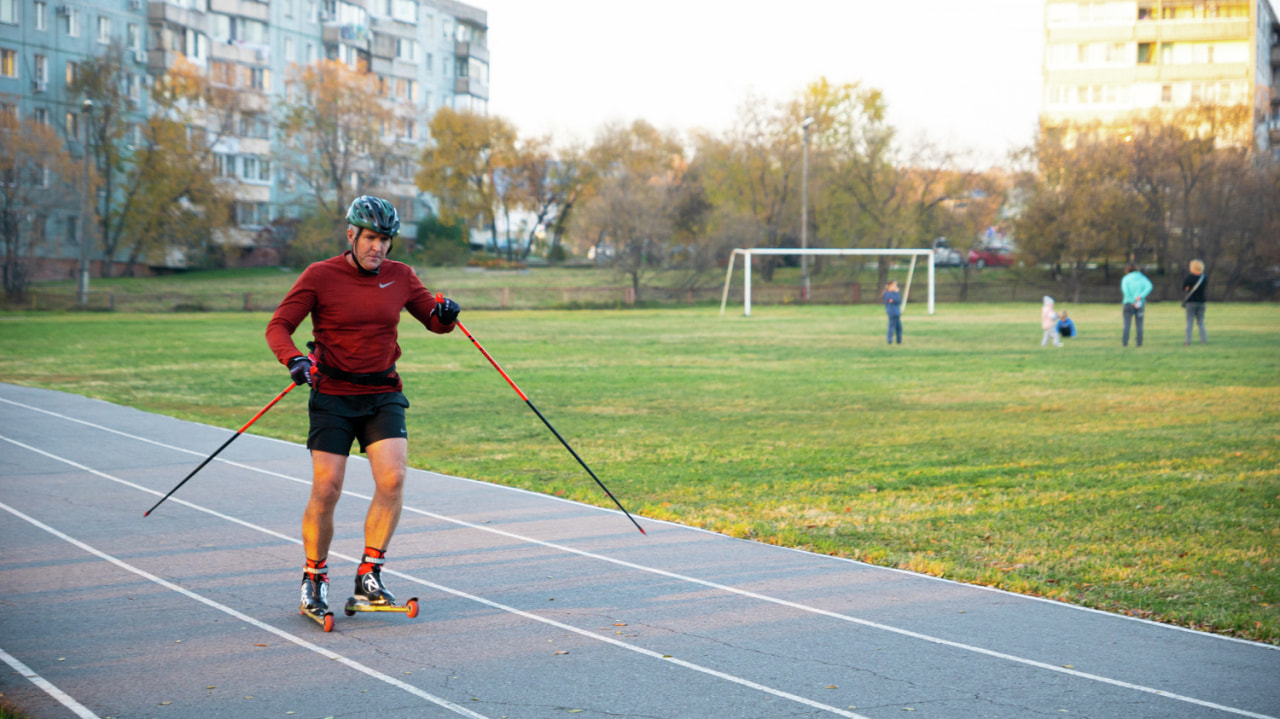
[266,252,454,395]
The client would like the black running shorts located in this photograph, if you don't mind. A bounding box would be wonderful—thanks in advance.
[307,391,409,455]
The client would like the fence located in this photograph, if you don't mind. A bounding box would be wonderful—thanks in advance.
[8,277,1266,313]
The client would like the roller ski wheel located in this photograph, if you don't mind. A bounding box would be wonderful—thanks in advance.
[301,604,336,632]
[344,595,419,618]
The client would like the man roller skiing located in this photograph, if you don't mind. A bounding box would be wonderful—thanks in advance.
[266,195,460,625]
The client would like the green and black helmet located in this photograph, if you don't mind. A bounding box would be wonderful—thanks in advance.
[346,195,401,238]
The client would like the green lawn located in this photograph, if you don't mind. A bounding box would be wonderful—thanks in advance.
[1,302,1277,643]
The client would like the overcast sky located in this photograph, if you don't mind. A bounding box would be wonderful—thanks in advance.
[475,0,1047,165]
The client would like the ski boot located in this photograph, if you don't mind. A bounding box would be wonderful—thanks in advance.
[299,566,335,632]
[344,554,419,619]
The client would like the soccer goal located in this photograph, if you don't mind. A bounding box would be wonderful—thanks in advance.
[718,248,935,316]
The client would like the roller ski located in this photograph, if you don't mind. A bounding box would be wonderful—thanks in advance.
[299,566,335,632]
[344,554,419,619]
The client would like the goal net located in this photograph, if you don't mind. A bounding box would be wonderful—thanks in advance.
[718,248,935,316]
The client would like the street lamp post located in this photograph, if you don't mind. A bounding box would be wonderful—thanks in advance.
[77,98,94,308]
[800,116,814,301]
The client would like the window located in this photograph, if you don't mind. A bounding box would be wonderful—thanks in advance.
[66,111,79,139]
[393,77,414,100]
[1138,42,1154,64]
[1190,83,1203,102]
[1161,84,1173,103]
[305,42,314,63]
[237,201,270,226]
[306,0,316,22]
[210,13,230,42]
[0,0,16,25]
[210,61,234,86]
[392,0,415,23]
[66,9,80,37]
[0,101,15,119]
[97,16,110,43]
[0,48,15,77]
[284,0,293,18]
[398,117,413,139]
[247,66,269,91]
[238,113,269,138]
[1138,3,1155,19]
[34,107,48,124]
[424,52,431,71]
[285,36,294,62]
[34,1,45,30]
[395,38,416,61]
[214,153,235,177]
[34,54,46,83]
[65,60,78,85]
[127,23,140,50]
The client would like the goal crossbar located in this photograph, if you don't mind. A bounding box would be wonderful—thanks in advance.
[719,248,935,316]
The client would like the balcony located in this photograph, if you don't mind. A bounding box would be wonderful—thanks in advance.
[1151,18,1249,42]
[454,41,488,64]
[454,76,488,100]
[148,1,208,32]
[208,0,268,21]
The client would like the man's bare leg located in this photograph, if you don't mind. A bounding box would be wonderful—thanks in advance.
[303,450,348,562]
[363,437,407,549]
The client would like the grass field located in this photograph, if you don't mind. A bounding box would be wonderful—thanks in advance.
[1,301,1277,643]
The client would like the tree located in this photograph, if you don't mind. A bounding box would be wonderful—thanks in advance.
[0,113,77,300]
[70,51,234,276]
[415,107,516,253]
[504,135,587,261]
[68,46,132,276]
[572,120,686,295]
[277,59,405,235]
[1014,131,1136,302]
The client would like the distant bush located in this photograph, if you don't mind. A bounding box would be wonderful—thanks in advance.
[413,216,471,267]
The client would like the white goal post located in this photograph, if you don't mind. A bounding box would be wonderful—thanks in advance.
[719,248,935,316]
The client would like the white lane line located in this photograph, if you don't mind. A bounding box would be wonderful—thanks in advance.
[0,433,871,719]
[0,645,102,719]
[2,397,1277,719]
[4,391,1273,650]
[0,498,493,719]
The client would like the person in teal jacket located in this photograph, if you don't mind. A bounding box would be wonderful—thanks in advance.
[1120,263,1153,347]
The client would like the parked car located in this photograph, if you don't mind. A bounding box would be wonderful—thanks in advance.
[931,237,965,267]
[967,244,1016,269]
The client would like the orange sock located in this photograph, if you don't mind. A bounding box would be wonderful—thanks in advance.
[358,547,385,575]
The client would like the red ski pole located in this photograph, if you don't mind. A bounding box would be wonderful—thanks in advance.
[451,306,646,536]
[144,382,300,517]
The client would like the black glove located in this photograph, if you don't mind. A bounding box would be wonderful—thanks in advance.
[432,297,460,325]
[287,355,312,386]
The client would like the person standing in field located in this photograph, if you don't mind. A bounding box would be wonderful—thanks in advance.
[1041,296,1063,347]
[883,280,903,345]
[1182,259,1208,346]
[1120,263,1153,348]
[265,195,461,619]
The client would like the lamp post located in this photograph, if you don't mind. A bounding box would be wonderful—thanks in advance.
[77,98,94,308]
[800,116,814,301]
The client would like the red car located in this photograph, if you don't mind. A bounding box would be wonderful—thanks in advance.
[967,245,1016,269]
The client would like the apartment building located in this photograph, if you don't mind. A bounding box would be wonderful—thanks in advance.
[1042,0,1280,153]
[0,0,487,273]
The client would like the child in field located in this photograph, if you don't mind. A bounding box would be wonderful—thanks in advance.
[1056,309,1076,339]
[883,280,902,345]
[1041,296,1063,347]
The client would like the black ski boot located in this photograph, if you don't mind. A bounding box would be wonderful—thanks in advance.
[299,566,334,631]
[353,555,395,606]
[344,554,420,619]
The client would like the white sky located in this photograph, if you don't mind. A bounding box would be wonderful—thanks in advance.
[476,0,1047,166]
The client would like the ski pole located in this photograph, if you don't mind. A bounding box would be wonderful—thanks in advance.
[451,309,646,536]
[144,382,300,517]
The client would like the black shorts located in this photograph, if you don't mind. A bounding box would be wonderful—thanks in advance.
[307,391,409,455]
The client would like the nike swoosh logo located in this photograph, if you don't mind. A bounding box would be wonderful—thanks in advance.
[379,281,395,288]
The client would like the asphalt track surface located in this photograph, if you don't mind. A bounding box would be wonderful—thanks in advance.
[1,383,1277,719]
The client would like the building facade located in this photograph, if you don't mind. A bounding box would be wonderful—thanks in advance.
[0,0,487,274]
[1042,0,1280,153]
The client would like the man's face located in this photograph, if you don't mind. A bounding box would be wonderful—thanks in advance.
[348,227,393,271]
